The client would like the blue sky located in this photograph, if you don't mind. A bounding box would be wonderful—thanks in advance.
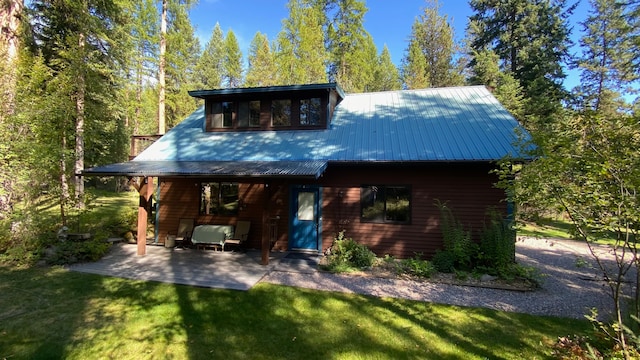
[189,0,591,91]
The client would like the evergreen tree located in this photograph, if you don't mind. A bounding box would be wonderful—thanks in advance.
[324,0,374,92]
[371,45,401,92]
[30,0,129,214]
[245,32,278,87]
[469,0,574,122]
[222,30,243,88]
[401,39,429,89]
[275,0,327,85]
[573,0,637,113]
[403,0,461,88]
[195,22,224,89]
[165,0,200,128]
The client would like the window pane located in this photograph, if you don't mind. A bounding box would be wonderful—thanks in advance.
[298,192,315,221]
[249,101,261,127]
[237,102,249,127]
[200,182,238,215]
[200,182,219,215]
[219,182,239,215]
[272,99,291,126]
[301,98,321,126]
[361,185,385,222]
[222,102,234,127]
[385,186,410,222]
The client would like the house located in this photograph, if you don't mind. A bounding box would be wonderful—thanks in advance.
[84,83,529,264]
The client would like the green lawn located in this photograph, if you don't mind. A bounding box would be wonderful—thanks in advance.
[0,265,590,360]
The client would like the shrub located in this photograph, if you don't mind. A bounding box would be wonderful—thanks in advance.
[431,250,455,273]
[397,253,435,278]
[323,231,376,272]
[45,238,111,265]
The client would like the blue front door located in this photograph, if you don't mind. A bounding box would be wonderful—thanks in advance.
[289,186,321,251]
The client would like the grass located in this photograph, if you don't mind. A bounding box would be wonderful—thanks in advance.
[0,265,591,360]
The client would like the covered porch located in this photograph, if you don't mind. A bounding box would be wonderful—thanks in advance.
[83,160,328,264]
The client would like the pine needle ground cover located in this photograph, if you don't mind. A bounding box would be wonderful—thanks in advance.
[0,265,589,359]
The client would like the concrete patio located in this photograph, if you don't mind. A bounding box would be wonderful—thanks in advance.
[69,243,320,290]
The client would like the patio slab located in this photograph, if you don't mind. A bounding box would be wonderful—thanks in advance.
[69,243,288,290]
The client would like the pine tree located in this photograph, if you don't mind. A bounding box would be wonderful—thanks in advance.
[402,39,429,89]
[30,0,128,214]
[371,45,401,92]
[469,0,574,122]
[195,22,224,89]
[403,0,461,88]
[165,0,200,128]
[245,32,278,87]
[223,30,243,88]
[574,0,637,113]
[275,0,327,85]
[324,0,374,92]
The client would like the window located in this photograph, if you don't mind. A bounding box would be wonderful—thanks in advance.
[271,99,291,126]
[300,98,321,126]
[361,185,411,224]
[222,102,234,127]
[249,101,261,127]
[200,182,239,215]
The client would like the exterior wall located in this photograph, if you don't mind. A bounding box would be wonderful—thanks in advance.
[156,163,506,259]
[317,163,507,259]
[157,178,290,251]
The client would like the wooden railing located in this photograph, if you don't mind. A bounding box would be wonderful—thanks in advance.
[130,135,163,160]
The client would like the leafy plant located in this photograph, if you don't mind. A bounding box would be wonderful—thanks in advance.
[323,231,376,272]
[397,253,435,278]
[431,250,455,273]
[478,209,516,274]
[435,200,478,271]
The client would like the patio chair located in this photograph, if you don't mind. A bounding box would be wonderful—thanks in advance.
[175,218,194,248]
[223,220,250,251]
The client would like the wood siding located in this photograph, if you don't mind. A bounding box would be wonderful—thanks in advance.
[156,163,507,259]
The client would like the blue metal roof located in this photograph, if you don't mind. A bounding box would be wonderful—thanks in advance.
[134,86,530,164]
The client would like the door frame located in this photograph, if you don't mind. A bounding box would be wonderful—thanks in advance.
[288,185,322,252]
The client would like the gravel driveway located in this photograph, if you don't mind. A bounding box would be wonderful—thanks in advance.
[262,237,628,320]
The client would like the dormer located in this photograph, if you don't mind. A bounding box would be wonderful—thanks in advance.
[188,83,345,132]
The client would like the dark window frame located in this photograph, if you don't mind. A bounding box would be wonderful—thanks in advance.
[222,101,234,128]
[271,99,291,126]
[300,97,322,126]
[360,185,411,224]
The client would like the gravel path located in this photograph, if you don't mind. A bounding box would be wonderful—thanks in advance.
[262,237,627,320]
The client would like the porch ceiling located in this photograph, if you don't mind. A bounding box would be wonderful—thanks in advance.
[82,160,328,179]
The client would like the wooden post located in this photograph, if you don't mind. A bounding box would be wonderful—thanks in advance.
[136,176,153,256]
[261,182,270,265]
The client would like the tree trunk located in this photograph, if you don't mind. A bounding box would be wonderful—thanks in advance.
[75,32,85,209]
[158,0,167,135]
[0,0,23,118]
[60,133,69,226]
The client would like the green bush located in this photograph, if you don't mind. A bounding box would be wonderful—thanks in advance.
[397,253,435,278]
[431,250,455,273]
[323,231,376,272]
[45,238,111,265]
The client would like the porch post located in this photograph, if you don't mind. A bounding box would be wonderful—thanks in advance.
[136,176,153,256]
[261,182,270,265]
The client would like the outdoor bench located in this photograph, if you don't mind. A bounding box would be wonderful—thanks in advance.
[191,224,234,251]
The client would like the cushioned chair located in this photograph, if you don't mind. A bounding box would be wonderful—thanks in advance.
[175,218,194,248]
[223,221,250,251]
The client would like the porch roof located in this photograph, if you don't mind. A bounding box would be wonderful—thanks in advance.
[82,160,328,179]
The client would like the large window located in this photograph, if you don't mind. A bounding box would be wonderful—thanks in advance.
[361,185,411,224]
[200,182,239,215]
[300,98,321,126]
[271,99,291,126]
[222,102,234,127]
[249,101,261,127]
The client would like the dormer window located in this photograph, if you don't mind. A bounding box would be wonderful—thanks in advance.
[300,98,321,126]
[222,102,234,128]
[272,99,291,126]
